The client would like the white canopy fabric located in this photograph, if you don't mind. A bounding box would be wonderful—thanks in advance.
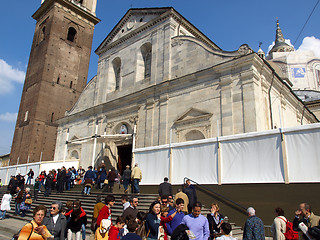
[220,133,285,184]
[135,147,170,185]
[284,127,320,182]
[171,141,218,184]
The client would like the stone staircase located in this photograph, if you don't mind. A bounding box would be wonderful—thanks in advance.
[0,184,244,238]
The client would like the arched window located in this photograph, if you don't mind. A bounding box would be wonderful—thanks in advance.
[185,130,205,141]
[67,27,77,42]
[24,111,29,122]
[112,58,121,90]
[315,64,320,85]
[71,150,79,159]
[41,26,46,41]
[140,43,152,79]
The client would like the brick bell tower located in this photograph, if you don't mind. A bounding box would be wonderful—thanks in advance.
[10,0,100,165]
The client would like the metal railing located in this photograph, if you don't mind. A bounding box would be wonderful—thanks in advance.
[183,177,247,215]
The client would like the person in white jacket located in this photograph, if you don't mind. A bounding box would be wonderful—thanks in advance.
[0,191,12,219]
[271,207,287,240]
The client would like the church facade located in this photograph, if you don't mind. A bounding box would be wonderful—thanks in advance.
[53,8,318,170]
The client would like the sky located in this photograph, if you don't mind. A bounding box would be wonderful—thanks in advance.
[0,0,320,156]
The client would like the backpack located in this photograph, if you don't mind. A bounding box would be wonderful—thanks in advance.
[279,217,299,240]
[70,171,76,180]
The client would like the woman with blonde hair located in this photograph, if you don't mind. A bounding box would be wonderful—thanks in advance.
[207,203,224,239]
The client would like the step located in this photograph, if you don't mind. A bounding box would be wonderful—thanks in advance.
[0,188,244,237]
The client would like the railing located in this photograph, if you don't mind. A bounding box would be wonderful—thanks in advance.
[264,225,272,238]
[183,177,247,216]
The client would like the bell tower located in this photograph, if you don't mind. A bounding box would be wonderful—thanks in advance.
[10,0,100,164]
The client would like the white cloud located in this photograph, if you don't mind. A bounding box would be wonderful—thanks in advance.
[267,39,294,55]
[0,112,17,122]
[0,59,25,95]
[297,36,320,58]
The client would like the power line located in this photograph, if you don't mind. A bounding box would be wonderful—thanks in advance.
[293,0,320,45]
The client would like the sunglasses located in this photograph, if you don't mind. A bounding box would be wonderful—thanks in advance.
[51,206,57,210]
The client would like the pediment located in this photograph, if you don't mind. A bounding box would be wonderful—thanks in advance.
[174,108,212,125]
[95,7,222,55]
[95,8,171,54]
[70,136,79,141]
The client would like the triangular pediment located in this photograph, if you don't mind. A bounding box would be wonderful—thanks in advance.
[174,108,212,124]
[70,136,79,141]
[95,8,171,54]
[95,7,221,55]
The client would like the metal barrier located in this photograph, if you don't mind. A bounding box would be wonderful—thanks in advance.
[183,177,247,215]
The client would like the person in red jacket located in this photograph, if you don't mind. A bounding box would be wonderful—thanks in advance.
[109,216,126,240]
[159,205,177,240]
[38,172,46,192]
[65,200,87,240]
[96,195,115,227]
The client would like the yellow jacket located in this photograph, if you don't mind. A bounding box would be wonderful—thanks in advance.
[131,166,142,180]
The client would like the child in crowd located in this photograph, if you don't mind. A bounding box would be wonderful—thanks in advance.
[135,211,147,240]
[216,223,236,240]
[159,205,177,240]
[95,219,111,240]
[109,216,126,240]
[122,219,142,240]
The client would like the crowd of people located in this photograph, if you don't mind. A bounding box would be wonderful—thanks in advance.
[0,163,143,221]
[1,169,320,240]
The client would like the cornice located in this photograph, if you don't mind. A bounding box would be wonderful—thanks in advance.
[57,52,318,125]
[32,0,100,25]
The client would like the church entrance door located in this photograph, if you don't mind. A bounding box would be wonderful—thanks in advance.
[117,144,132,175]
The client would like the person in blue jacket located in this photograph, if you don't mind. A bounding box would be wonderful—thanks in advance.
[145,201,161,240]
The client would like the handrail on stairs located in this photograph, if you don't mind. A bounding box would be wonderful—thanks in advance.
[183,177,247,215]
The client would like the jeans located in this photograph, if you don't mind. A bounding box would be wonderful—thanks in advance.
[40,180,45,190]
[107,181,115,193]
[26,176,32,185]
[15,202,21,215]
[0,210,6,219]
[44,186,51,197]
[33,189,38,201]
[66,182,71,191]
[133,179,140,193]
[81,223,86,240]
[84,186,91,195]
[123,179,130,191]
